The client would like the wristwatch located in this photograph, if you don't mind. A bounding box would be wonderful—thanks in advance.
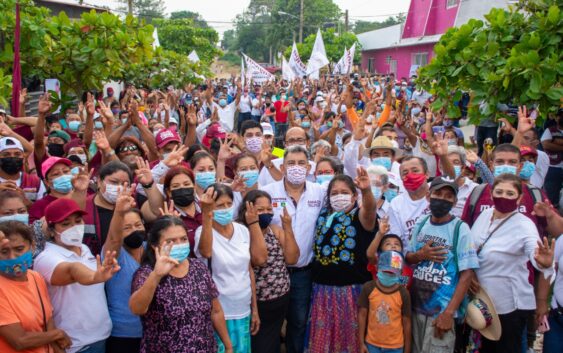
[141,180,154,189]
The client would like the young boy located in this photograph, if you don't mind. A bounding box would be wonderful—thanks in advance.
[358,250,412,353]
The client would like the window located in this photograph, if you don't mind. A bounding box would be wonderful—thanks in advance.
[446,0,458,8]
[412,52,428,66]
[389,60,397,75]
[368,58,375,73]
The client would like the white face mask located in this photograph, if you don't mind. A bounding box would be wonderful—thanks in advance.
[286,165,307,185]
[59,224,85,247]
[102,183,120,204]
[330,194,353,212]
[76,154,87,164]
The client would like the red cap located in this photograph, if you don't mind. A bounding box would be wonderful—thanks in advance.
[45,198,88,224]
[155,128,181,149]
[41,157,72,179]
[202,123,227,148]
[64,138,86,154]
[520,145,538,157]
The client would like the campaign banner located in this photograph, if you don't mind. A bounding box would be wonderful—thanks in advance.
[242,53,274,84]
[289,42,307,78]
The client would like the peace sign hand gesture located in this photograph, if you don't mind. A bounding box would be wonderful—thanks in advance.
[114,184,136,214]
[281,207,292,228]
[163,145,189,168]
[159,200,181,217]
[354,167,371,192]
[153,245,180,278]
[135,157,154,186]
[217,138,235,162]
[93,250,121,283]
[534,236,555,269]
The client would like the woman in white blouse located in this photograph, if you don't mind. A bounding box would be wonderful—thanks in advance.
[470,173,554,353]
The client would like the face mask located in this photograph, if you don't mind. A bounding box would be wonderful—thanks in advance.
[493,165,517,177]
[245,137,263,154]
[447,139,457,146]
[371,157,392,171]
[258,213,274,229]
[493,196,518,213]
[371,186,382,199]
[338,120,345,128]
[48,143,65,157]
[219,99,227,107]
[102,183,120,204]
[76,154,87,164]
[195,171,216,189]
[402,173,427,192]
[0,157,24,175]
[418,117,426,125]
[171,187,195,207]
[429,198,453,218]
[59,224,85,247]
[519,161,536,180]
[213,207,234,226]
[444,119,453,127]
[451,165,463,179]
[169,242,190,262]
[330,194,353,212]
[121,118,128,125]
[124,230,145,249]
[282,95,287,100]
[240,170,259,188]
[327,121,333,128]
[320,102,327,109]
[94,121,103,130]
[52,174,73,194]
[162,152,170,161]
[301,121,311,128]
[0,251,33,277]
[411,107,421,116]
[0,213,29,224]
[286,165,307,185]
[316,174,333,185]
[377,271,400,287]
[68,121,81,132]
[112,109,120,115]
[70,166,80,176]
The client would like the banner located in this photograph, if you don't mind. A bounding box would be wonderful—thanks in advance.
[344,43,356,74]
[241,56,246,88]
[306,29,329,76]
[242,53,274,84]
[282,56,295,81]
[288,42,307,78]
[152,28,160,49]
[333,47,347,75]
[188,50,200,63]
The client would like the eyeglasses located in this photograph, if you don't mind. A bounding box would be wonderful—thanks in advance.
[286,138,307,145]
[118,145,138,153]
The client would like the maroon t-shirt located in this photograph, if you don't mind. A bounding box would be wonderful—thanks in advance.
[29,194,58,223]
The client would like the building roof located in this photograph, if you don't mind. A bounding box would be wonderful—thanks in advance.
[34,0,108,13]
[357,24,402,51]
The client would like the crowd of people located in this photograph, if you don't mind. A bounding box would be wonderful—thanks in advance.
[0,73,562,353]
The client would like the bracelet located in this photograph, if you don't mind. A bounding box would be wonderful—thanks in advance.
[248,220,259,227]
[104,150,115,158]
[141,180,154,189]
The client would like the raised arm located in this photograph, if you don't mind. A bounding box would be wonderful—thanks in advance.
[50,250,120,286]
[33,93,52,161]
[197,187,216,258]
[245,201,268,267]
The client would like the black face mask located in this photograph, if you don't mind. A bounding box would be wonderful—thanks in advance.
[123,230,145,249]
[171,187,195,207]
[429,198,454,218]
[258,213,274,229]
[0,157,23,175]
[48,143,65,157]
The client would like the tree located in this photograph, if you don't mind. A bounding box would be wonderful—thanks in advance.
[152,18,222,64]
[419,0,562,125]
[353,14,406,34]
[222,29,238,51]
[170,10,209,28]
[283,28,361,64]
[0,69,11,107]
[118,0,165,22]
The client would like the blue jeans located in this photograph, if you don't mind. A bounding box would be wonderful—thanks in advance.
[77,339,106,353]
[237,112,252,133]
[366,343,403,353]
[285,268,312,353]
[543,310,563,353]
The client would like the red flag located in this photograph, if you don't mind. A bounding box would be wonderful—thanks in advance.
[10,2,21,117]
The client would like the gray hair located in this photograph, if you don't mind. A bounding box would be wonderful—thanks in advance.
[311,140,331,158]
[366,165,389,185]
[284,145,310,160]
[447,145,466,165]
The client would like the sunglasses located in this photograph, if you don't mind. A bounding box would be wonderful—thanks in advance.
[118,145,138,153]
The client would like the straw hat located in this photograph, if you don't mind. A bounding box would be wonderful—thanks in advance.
[363,136,402,158]
[465,288,501,341]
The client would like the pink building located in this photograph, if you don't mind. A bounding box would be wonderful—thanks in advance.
[358,0,512,78]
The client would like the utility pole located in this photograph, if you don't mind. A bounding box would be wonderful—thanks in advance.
[345,9,349,32]
[127,0,133,15]
[299,0,304,43]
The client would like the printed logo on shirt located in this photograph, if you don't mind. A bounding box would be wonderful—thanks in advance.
[272,198,287,208]
[479,204,527,213]
[308,200,321,208]
[412,262,452,285]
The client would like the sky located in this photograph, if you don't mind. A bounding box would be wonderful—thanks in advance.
[102,0,412,37]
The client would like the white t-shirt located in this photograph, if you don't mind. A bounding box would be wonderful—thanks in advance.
[34,243,112,353]
[412,139,438,177]
[541,129,563,168]
[251,98,262,116]
[194,222,251,319]
[213,102,237,132]
[530,150,550,188]
[452,177,478,218]
[551,236,563,309]
[388,193,430,247]
[238,95,252,113]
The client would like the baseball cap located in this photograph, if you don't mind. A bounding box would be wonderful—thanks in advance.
[429,176,458,195]
[0,137,23,152]
[169,117,179,125]
[0,109,6,115]
[206,123,227,139]
[519,145,538,157]
[261,123,274,136]
[48,130,71,143]
[184,94,193,104]
[155,128,181,149]
[378,250,403,275]
[41,156,72,179]
[63,138,86,154]
[45,198,87,224]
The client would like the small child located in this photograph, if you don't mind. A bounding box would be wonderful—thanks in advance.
[358,251,412,353]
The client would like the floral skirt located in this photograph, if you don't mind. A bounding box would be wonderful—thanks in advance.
[217,315,251,353]
[304,283,363,353]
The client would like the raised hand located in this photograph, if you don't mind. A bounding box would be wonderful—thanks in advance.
[200,186,216,217]
[431,133,448,156]
[354,167,371,191]
[534,236,554,269]
[378,216,390,235]
[93,250,121,282]
[135,157,154,186]
[163,144,189,168]
[86,93,95,116]
[187,104,197,126]
[19,88,27,105]
[245,201,259,224]
[532,201,555,218]
[93,130,110,152]
[217,138,235,162]
[465,148,479,164]
[114,184,136,214]
[0,122,13,136]
[153,245,179,278]
[38,93,52,115]
[259,140,273,166]
[230,174,247,194]
[517,106,534,133]
[281,207,292,228]
[159,200,181,217]
[71,165,93,193]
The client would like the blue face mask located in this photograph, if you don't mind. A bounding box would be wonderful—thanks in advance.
[371,157,392,171]
[326,121,333,128]
[70,166,80,176]
[213,207,234,226]
[371,186,382,199]
[377,271,400,287]
[519,161,536,180]
[411,107,421,116]
[195,171,216,190]
[68,121,81,132]
[301,121,311,128]
[338,120,345,128]
[168,243,190,263]
[0,213,29,224]
[454,165,462,178]
[219,99,227,107]
[94,121,103,130]
[0,251,33,277]
[316,174,333,185]
[240,170,259,188]
[52,174,73,194]
[384,189,398,202]
[493,165,517,177]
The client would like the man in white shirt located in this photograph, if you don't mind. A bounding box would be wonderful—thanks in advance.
[262,145,325,353]
[446,146,477,217]
[237,87,253,132]
[211,85,241,132]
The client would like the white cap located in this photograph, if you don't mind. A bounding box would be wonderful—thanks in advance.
[261,123,274,136]
[0,137,23,152]
[169,117,179,125]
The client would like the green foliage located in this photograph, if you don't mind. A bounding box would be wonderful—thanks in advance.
[419,0,562,125]
[220,52,241,66]
[118,0,165,23]
[152,18,222,64]
[170,10,209,28]
[0,68,12,107]
[222,29,238,51]
[283,28,361,64]
[353,14,406,34]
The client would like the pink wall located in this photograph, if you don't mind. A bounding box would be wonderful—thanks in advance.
[402,0,432,39]
[361,43,437,79]
[402,0,460,38]
[425,0,459,36]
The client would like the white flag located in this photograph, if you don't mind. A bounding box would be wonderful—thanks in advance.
[241,56,245,88]
[306,29,329,76]
[288,42,307,78]
[282,56,296,81]
[344,43,356,74]
[333,47,347,75]
[188,50,200,63]
[152,28,160,49]
[243,53,274,84]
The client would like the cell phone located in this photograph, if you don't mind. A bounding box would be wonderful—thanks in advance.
[537,315,549,333]
[530,109,538,121]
